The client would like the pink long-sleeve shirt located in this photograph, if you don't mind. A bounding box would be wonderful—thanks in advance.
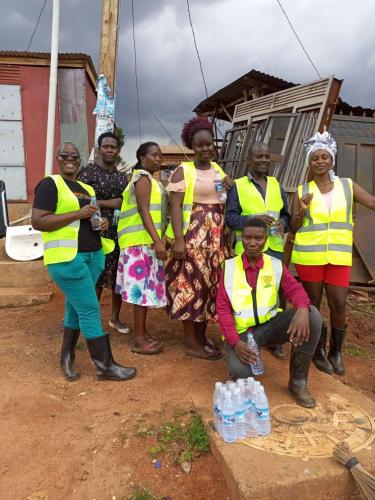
[216,253,311,347]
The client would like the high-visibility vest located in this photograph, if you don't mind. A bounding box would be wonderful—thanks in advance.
[165,161,226,239]
[291,178,353,266]
[42,175,114,265]
[234,176,284,255]
[118,169,164,249]
[223,253,283,334]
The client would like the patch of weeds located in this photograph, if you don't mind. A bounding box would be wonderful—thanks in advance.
[76,342,86,350]
[344,343,370,359]
[137,410,210,464]
[118,430,128,444]
[135,426,156,438]
[123,485,159,500]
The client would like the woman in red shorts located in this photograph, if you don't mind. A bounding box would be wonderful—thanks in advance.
[290,131,375,375]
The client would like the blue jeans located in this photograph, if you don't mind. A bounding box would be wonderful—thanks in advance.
[48,250,105,339]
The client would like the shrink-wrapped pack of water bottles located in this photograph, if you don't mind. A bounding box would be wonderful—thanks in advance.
[213,377,271,443]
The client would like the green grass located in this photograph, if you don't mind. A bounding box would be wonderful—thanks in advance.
[136,410,210,464]
[344,343,370,359]
[123,486,158,500]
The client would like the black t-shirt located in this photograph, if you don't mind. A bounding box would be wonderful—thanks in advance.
[33,177,101,252]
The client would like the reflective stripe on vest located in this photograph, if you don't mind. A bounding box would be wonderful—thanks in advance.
[165,162,225,239]
[41,175,114,265]
[291,177,353,266]
[234,176,284,255]
[223,253,283,334]
[118,170,163,248]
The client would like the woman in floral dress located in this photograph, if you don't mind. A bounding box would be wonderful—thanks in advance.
[116,142,166,354]
[78,132,130,334]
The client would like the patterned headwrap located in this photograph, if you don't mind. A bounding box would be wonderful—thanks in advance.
[304,131,337,180]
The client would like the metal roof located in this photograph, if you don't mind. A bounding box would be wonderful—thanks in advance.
[0,51,97,87]
[194,69,296,119]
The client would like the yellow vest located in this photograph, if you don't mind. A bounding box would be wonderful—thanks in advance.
[118,169,164,249]
[42,175,115,265]
[223,253,283,334]
[291,178,353,266]
[234,175,284,255]
[165,161,226,239]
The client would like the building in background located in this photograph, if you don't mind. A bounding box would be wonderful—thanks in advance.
[155,145,194,185]
[0,51,97,203]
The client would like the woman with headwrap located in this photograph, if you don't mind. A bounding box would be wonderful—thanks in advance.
[290,131,375,376]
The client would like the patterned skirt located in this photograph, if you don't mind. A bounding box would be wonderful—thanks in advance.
[115,245,167,307]
[165,203,229,322]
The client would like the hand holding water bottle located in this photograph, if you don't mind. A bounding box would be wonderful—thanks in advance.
[90,196,102,230]
[214,171,227,203]
[234,338,258,365]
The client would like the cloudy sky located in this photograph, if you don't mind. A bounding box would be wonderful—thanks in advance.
[1,0,374,163]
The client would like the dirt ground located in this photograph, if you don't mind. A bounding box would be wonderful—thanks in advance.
[1,287,374,500]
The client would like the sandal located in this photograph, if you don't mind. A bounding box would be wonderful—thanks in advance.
[109,320,130,335]
[184,345,223,361]
[131,340,163,355]
[205,338,220,354]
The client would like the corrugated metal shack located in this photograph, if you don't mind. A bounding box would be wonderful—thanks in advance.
[194,70,375,284]
[0,51,97,203]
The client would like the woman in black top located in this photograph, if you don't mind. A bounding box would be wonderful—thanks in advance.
[32,142,136,382]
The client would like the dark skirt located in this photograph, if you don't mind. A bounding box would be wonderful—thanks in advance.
[165,203,229,322]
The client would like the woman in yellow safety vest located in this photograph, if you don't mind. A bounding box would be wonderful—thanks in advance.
[165,116,231,360]
[32,142,136,382]
[116,142,166,355]
[290,131,375,376]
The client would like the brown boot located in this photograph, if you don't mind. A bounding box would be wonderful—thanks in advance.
[313,323,333,374]
[328,327,346,375]
[288,350,316,408]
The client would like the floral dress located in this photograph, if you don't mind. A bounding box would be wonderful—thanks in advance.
[115,170,167,307]
[78,163,128,289]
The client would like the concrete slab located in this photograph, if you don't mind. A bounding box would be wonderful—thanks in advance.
[0,260,50,288]
[0,287,52,308]
[191,352,375,500]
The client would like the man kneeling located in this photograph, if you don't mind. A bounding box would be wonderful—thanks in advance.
[216,218,321,408]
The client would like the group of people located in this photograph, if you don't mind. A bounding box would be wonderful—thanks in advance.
[31,116,375,409]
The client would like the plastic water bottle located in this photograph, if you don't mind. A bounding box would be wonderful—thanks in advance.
[221,390,237,443]
[247,332,264,376]
[244,379,258,437]
[233,388,246,440]
[214,171,227,203]
[213,382,223,432]
[90,196,102,230]
[255,387,271,436]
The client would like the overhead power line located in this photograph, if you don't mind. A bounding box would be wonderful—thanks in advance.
[186,0,209,99]
[131,0,142,142]
[275,0,321,79]
[25,0,48,51]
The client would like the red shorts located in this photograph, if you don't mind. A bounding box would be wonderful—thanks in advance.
[294,263,351,287]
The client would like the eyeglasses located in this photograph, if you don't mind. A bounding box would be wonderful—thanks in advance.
[59,152,80,160]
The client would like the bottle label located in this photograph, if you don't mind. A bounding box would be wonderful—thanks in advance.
[223,414,235,426]
[256,407,269,420]
[235,410,245,422]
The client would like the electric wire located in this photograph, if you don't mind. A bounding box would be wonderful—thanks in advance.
[25,0,48,51]
[131,0,142,142]
[153,115,191,160]
[186,0,209,99]
[275,0,321,79]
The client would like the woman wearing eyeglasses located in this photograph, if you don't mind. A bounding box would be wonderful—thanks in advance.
[32,142,136,382]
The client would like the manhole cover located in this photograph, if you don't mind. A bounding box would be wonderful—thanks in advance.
[242,393,375,459]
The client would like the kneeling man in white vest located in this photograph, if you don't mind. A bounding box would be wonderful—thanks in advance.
[216,218,322,408]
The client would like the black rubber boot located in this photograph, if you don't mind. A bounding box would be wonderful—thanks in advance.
[86,334,137,381]
[60,327,81,381]
[328,327,346,375]
[288,350,316,408]
[267,345,287,360]
[313,323,333,374]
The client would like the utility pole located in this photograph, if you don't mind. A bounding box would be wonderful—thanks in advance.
[99,0,120,95]
[44,0,60,176]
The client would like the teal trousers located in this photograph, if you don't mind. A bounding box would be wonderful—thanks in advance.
[47,250,105,339]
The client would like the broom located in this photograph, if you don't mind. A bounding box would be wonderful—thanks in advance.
[333,441,375,500]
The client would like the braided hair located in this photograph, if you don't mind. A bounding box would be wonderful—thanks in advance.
[181,116,213,149]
